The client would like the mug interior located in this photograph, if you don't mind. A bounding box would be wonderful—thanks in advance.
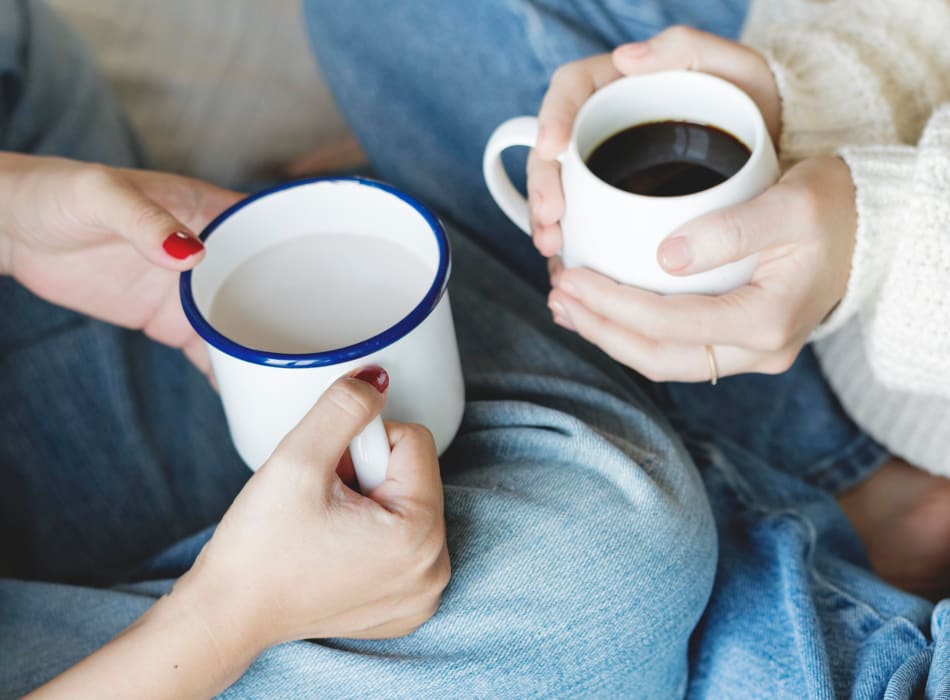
[574,70,763,169]
[180,177,449,367]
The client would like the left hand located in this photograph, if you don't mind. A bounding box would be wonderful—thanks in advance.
[0,154,243,379]
[547,156,857,382]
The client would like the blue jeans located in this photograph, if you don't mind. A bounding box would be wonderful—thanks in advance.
[1,2,714,698]
[304,0,950,697]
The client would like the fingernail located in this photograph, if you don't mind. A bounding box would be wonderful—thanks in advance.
[163,231,204,260]
[557,279,580,299]
[659,237,692,272]
[548,300,575,331]
[618,42,650,59]
[353,365,389,394]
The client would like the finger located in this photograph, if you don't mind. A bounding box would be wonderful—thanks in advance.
[536,54,621,160]
[549,291,774,381]
[526,148,564,227]
[122,168,245,234]
[272,367,389,485]
[75,166,207,271]
[657,183,799,275]
[612,27,780,142]
[548,256,564,287]
[551,267,791,350]
[526,148,565,256]
[614,26,760,78]
[369,422,443,521]
[532,221,563,258]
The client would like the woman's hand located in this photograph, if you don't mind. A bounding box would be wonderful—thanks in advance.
[548,156,857,381]
[30,369,450,699]
[0,153,242,378]
[179,367,450,648]
[527,26,781,256]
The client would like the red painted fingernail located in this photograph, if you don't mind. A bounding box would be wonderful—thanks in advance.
[353,365,389,394]
[163,231,204,260]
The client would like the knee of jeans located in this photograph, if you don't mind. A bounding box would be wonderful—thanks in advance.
[498,456,717,690]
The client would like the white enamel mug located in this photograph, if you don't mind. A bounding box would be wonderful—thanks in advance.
[180,177,465,491]
[484,70,780,295]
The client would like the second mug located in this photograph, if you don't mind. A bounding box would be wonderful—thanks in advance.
[483,69,780,295]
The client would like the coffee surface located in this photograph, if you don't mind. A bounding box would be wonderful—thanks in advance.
[209,234,432,354]
[585,120,751,196]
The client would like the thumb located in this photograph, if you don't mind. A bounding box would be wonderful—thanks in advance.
[271,367,389,486]
[89,167,206,270]
[657,185,792,275]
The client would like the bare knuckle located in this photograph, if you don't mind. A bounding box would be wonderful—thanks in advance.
[758,320,794,352]
[404,422,436,447]
[550,63,579,87]
[760,352,796,375]
[72,163,117,198]
[325,382,376,421]
[662,25,696,44]
[788,182,823,230]
[714,211,750,262]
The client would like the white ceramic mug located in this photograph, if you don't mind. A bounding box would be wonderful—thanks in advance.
[180,177,465,491]
[483,70,780,295]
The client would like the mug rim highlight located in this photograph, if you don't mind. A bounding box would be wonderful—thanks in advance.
[179,176,452,369]
[568,69,770,202]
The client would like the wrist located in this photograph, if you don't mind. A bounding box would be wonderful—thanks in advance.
[162,569,273,678]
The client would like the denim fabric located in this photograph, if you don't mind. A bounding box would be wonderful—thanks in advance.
[1,222,719,698]
[304,0,747,290]
[1,3,717,697]
[302,1,948,698]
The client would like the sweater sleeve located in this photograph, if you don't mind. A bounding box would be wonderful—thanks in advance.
[838,106,950,397]
[741,0,950,395]
[743,1,950,162]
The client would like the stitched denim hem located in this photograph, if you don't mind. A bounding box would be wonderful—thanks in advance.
[802,432,891,496]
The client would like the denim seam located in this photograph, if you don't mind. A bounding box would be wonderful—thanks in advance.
[802,433,891,496]
[702,445,929,633]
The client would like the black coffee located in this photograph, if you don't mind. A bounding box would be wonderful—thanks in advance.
[585,120,751,197]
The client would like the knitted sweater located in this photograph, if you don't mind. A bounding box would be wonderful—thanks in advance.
[741,0,950,476]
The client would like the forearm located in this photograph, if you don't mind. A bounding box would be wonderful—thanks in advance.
[26,573,265,700]
[0,151,66,276]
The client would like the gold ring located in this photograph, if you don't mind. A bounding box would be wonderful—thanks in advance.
[704,345,719,386]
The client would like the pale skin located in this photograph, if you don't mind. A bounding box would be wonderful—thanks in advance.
[0,152,450,698]
[527,26,950,599]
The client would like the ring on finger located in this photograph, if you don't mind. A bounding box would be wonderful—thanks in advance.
[704,345,719,386]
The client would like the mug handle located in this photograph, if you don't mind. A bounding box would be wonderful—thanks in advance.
[350,416,390,491]
[482,116,539,234]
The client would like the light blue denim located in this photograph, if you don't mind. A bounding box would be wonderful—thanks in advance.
[0,2,715,698]
[303,0,950,697]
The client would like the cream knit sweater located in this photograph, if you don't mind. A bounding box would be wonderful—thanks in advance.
[740,0,950,476]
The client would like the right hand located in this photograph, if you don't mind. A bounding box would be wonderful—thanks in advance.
[175,368,450,653]
[0,154,244,380]
[527,26,781,257]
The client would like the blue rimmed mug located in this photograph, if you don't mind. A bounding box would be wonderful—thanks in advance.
[180,177,465,490]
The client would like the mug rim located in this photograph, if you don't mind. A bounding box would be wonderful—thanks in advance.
[568,69,770,201]
[179,176,452,369]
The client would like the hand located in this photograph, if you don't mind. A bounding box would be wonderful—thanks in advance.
[28,369,451,700]
[0,154,243,378]
[527,26,781,256]
[548,156,857,381]
[176,368,450,652]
